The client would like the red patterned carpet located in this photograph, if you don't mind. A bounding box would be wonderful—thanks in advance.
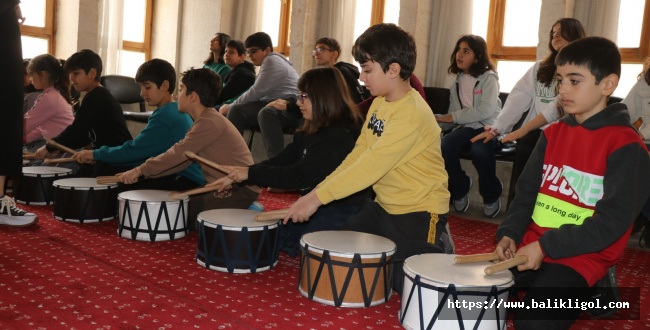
[0,189,648,329]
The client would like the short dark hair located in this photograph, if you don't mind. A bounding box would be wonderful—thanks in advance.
[537,18,587,86]
[63,49,103,81]
[297,67,362,135]
[555,36,621,84]
[204,32,231,65]
[180,68,222,107]
[448,35,494,78]
[245,32,273,52]
[352,23,415,80]
[135,58,176,93]
[226,39,246,56]
[315,37,341,60]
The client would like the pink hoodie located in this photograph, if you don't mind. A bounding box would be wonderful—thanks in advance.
[23,86,74,144]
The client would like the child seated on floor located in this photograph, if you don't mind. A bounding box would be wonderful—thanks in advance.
[117,68,257,227]
[207,66,370,256]
[33,49,132,177]
[23,54,74,152]
[72,58,204,192]
[494,37,650,329]
[283,23,453,294]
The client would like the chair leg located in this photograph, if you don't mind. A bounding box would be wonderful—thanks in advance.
[245,129,255,150]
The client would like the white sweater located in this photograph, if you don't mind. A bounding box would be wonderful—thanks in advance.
[622,77,650,144]
[491,61,557,134]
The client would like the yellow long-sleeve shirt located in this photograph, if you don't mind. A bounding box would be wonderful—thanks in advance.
[316,89,450,214]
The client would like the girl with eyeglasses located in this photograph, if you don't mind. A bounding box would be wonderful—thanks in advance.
[207,66,369,256]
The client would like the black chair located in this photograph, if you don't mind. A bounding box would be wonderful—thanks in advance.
[424,86,451,115]
[101,74,150,123]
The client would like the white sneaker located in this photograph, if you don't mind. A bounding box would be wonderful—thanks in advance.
[452,178,472,213]
[0,196,38,227]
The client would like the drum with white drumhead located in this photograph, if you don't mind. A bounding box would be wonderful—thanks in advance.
[196,209,279,273]
[399,254,514,330]
[117,190,189,242]
[13,166,72,205]
[52,178,118,223]
[299,231,396,308]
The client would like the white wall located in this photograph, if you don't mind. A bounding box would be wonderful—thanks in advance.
[177,0,222,74]
[55,0,100,60]
[151,0,183,75]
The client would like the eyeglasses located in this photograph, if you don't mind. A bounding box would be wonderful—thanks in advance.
[311,47,332,56]
[296,93,309,103]
[246,48,261,56]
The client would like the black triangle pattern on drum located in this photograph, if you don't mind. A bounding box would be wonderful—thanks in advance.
[118,199,188,241]
[399,273,510,330]
[196,221,279,273]
[299,244,392,308]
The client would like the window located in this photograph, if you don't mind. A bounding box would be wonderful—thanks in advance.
[353,0,401,41]
[479,0,650,97]
[616,0,649,98]
[119,0,153,77]
[261,0,292,55]
[19,0,56,58]
[476,0,541,93]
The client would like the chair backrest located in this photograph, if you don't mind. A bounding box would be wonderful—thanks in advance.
[424,87,451,115]
[100,75,146,112]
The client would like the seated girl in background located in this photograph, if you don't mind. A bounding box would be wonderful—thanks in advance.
[207,66,369,255]
[23,54,74,153]
[623,57,650,145]
[203,32,231,83]
[436,35,502,218]
[22,58,41,114]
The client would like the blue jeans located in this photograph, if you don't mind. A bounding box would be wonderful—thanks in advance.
[441,127,502,203]
[277,204,362,257]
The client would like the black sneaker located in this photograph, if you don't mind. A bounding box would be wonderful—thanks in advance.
[586,266,619,317]
[0,196,38,227]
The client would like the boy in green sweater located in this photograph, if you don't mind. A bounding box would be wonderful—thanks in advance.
[73,58,204,190]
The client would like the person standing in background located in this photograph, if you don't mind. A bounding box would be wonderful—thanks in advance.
[0,1,39,227]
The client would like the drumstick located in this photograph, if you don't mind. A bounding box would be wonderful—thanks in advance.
[454,252,499,264]
[254,208,290,222]
[47,140,77,155]
[633,117,643,129]
[484,255,528,276]
[43,157,76,164]
[168,185,220,199]
[184,151,232,174]
[23,154,36,160]
[96,176,122,184]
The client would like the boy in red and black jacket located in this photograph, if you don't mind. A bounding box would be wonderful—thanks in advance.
[495,37,650,329]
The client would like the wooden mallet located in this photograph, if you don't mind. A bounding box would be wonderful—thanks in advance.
[184,151,232,175]
[47,140,77,155]
[43,157,76,165]
[168,185,221,199]
[96,176,126,185]
[254,208,290,222]
[484,255,528,276]
[454,252,499,264]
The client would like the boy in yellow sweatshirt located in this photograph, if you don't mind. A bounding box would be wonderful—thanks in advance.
[284,23,452,293]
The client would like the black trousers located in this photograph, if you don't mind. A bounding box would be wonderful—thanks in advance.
[511,262,588,330]
[341,200,449,294]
